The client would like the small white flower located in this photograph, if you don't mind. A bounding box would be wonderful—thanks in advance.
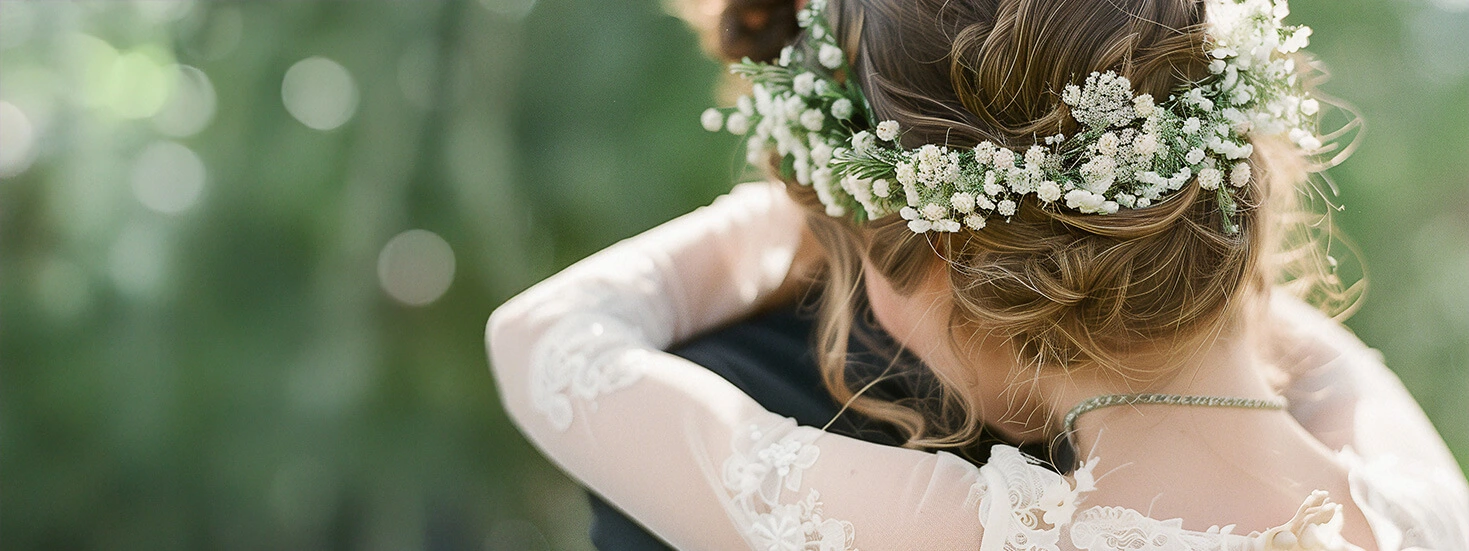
[1198,167,1223,190]
[726,112,750,135]
[825,203,845,216]
[811,142,834,166]
[1185,147,1206,165]
[1231,84,1254,106]
[983,180,1005,197]
[701,108,724,132]
[1024,145,1047,168]
[1064,190,1106,213]
[851,131,874,153]
[992,148,1016,170]
[818,44,844,69]
[1133,133,1159,157]
[783,95,805,119]
[1300,98,1320,116]
[899,206,919,220]
[814,79,831,96]
[876,120,901,141]
[922,203,948,220]
[830,98,853,120]
[907,219,933,233]
[1297,134,1321,150]
[1132,94,1156,118]
[1230,162,1251,187]
[736,95,754,117]
[973,141,997,165]
[1280,27,1312,53]
[895,163,917,186]
[935,219,962,232]
[1061,84,1082,106]
[1185,88,1215,111]
[778,46,794,66]
[997,199,1017,216]
[793,72,817,96]
[1182,117,1202,134]
[800,109,825,131]
[1037,181,1062,203]
[964,214,987,230]
[975,194,995,211]
[1208,59,1227,74]
[872,179,891,198]
[950,192,975,212]
[1097,133,1120,156]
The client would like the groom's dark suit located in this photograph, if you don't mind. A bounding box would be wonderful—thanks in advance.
[585,305,1064,550]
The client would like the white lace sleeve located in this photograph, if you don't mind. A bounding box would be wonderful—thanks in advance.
[487,182,992,549]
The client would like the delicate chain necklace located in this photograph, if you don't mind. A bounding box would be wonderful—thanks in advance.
[1063,393,1288,439]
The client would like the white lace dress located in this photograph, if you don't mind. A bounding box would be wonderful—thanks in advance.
[486,183,1469,551]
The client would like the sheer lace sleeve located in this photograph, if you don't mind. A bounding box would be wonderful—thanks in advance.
[487,183,993,549]
[1271,296,1469,550]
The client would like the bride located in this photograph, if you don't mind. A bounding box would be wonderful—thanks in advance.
[487,0,1469,549]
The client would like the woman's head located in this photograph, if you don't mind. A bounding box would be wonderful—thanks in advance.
[689,0,1330,447]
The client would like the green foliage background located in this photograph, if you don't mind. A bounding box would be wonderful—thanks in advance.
[1,0,1464,549]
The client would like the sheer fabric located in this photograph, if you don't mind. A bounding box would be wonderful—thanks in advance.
[487,183,1469,551]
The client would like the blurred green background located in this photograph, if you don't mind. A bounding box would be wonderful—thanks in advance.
[0,0,1464,549]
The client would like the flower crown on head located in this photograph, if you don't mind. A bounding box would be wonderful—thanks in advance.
[701,0,1323,235]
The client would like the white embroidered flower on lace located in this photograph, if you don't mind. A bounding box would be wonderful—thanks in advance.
[723,419,857,551]
[528,314,647,431]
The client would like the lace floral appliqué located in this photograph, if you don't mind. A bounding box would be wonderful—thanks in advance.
[723,418,857,551]
[967,445,1098,551]
[528,314,647,431]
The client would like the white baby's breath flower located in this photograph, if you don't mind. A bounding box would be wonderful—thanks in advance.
[935,219,961,232]
[1037,181,1062,203]
[895,163,917,186]
[1132,94,1156,117]
[778,46,794,66]
[726,112,750,134]
[793,72,817,96]
[922,203,948,220]
[1280,27,1312,53]
[736,95,754,116]
[872,179,891,198]
[818,44,844,69]
[851,131,874,153]
[950,192,975,212]
[1097,133,1120,156]
[783,95,805,120]
[1025,145,1047,168]
[973,141,997,165]
[997,199,1017,216]
[701,108,724,132]
[1133,133,1159,157]
[1198,167,1223,190]
[800,109,824,131]
[811,142,834,166]
[964,214,987,230]
[993,148,1016,170]
[1185,147,1206,165]
[1300,98,1320,116]
[814,79,831,96]
[1182,117,1202,134]
[1209,59,1227,74]
[907,219,933,233]
[1230,162,1251,187]
[831,98,854,120]
[876,120,901,141]
[899,206,919,220]
[1185,88,1215,111]
[983,176,1004,197]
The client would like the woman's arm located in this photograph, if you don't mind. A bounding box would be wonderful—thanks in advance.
[487,183,988,549]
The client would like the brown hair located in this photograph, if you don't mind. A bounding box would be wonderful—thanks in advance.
[682,0,1350,449]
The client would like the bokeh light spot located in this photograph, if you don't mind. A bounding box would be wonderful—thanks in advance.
[281,56,359,131]
[153,64,217,137]
[108,47,175,119]
[0,101,37,178]
[377,229,455,306]
[131,141,206,214]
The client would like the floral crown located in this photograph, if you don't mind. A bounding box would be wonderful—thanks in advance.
[701,0,1322,234]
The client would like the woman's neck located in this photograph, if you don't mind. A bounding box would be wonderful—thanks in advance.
[1032,326,1283,454]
